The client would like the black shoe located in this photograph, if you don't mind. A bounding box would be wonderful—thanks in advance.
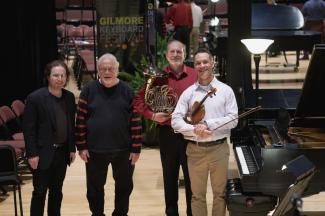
[300,56,309,60]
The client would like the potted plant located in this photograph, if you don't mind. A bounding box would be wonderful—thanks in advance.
[118,34,172,146]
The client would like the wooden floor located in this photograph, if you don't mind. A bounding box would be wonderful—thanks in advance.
[1,51,325,215]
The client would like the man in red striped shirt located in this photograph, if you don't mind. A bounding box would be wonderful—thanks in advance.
[165,0,193,59]
[75,53,142,216]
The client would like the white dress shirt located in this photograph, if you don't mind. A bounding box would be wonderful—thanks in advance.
[191,3,203,28]
[172,77,238,142]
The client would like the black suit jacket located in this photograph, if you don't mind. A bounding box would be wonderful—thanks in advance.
[23,87,76,170]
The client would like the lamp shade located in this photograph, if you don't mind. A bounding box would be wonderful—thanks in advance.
[241,39,274,54]
[211,0,219,2]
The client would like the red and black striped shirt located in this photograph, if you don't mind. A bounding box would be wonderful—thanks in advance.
[75,80,142,153]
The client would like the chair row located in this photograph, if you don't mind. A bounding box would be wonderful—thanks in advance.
[71,38,96,90]
[56,9,97,26]
[0,101,31,171]
[57,24,97,60]
[56,0,96,10]
[0,100,28,215]
[58,24,97,39]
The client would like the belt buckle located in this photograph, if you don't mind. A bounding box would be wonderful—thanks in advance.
[54,144,59,148]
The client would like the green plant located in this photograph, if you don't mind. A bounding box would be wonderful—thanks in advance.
[118,56,158,136]
[118,33,173,137]
[155,33,174,69]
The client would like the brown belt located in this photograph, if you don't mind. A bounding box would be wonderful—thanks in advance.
[189,138,226,147]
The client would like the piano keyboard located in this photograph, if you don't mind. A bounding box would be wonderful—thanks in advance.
[236,146,262,175]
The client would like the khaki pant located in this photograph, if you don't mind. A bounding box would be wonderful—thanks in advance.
[186,140,229,216]
[190,27,200,58]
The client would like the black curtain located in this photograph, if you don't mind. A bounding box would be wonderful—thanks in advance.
[1,0,58,107]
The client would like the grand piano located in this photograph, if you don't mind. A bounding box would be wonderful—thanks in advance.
[234,45,325,198]
[203,3,322,71]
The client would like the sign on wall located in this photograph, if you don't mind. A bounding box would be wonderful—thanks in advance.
[96,0,154,73]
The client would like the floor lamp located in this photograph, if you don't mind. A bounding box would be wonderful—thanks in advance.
[241,39,274,110]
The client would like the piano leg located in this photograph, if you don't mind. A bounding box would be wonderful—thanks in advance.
[295,50,300,72]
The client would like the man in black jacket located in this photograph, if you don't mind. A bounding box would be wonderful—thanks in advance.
[23,60,76,216]
[75,53,142,216]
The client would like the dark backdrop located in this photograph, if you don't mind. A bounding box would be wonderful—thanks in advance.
[1,0,58,107]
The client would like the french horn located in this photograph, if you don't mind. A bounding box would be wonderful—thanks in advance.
[142,65,178,115]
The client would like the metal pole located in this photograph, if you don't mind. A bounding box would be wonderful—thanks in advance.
[254,54,261,118]
[92,0,97,79]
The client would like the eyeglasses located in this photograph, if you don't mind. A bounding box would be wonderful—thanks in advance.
[52,74,67,79]
[99,68,117,73]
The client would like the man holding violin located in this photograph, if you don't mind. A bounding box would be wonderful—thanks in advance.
[171,48,238,216]
[133,40,197,216]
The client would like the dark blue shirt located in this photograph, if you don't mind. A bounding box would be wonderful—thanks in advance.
[302,0,325,21]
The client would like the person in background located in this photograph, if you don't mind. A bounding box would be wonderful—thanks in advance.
[172,48,238,216]
[165,0,193,59]
[155,0,167,39]
[133,40,197,216]
[75,53,142,216]
[23,60,76,216]
[189,0,203,59]
[300,0,325,60]
[267,0,277,5]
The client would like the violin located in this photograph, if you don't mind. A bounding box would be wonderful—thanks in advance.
[186,88,217,125]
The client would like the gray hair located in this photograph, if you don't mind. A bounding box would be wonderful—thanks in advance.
[97,53,119,71]
[166,40,186,54]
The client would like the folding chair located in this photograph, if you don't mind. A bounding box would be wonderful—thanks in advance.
[11,100,25,130]
[82,10,96,26]
[84,0,96,9]
[65,10,82,26]
[55,0,67,11]
[78,24,89,32]
[0,106,24,141]
[0,145,23,216]
[1,151,22,194]
[68,0,83,9]
[56,11,64,25]
[0,140,31,172]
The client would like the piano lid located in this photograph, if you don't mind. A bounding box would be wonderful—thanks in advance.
[252,3,304,30]
[295,45,325,119]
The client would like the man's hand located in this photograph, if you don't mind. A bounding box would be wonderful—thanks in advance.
[70,152,76,164]
[194,122,208,137]
[28,156,39,169]
[79,150,90,163]
[153,112,171,123]
[129,153,140,165]
[200,130,213,139]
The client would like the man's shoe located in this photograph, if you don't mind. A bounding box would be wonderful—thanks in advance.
[300,56,309,60]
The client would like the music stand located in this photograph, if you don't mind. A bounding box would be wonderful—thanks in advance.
[273,155,316,216]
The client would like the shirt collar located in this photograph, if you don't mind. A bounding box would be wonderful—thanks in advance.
[166,65,188,78]
[194,76,219,90]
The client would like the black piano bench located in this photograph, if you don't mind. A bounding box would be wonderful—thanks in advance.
[225,178,277,216]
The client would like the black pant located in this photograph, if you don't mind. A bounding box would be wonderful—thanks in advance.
[86,150,134,216]
[159,126,192,216]
[30,146,68,216]
[174,26,190,59]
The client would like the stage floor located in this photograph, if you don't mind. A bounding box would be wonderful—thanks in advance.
[1,142,325,216]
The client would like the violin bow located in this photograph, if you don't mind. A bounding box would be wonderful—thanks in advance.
[214,106,261,131]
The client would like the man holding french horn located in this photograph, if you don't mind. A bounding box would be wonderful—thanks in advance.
[133,40,197,216]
